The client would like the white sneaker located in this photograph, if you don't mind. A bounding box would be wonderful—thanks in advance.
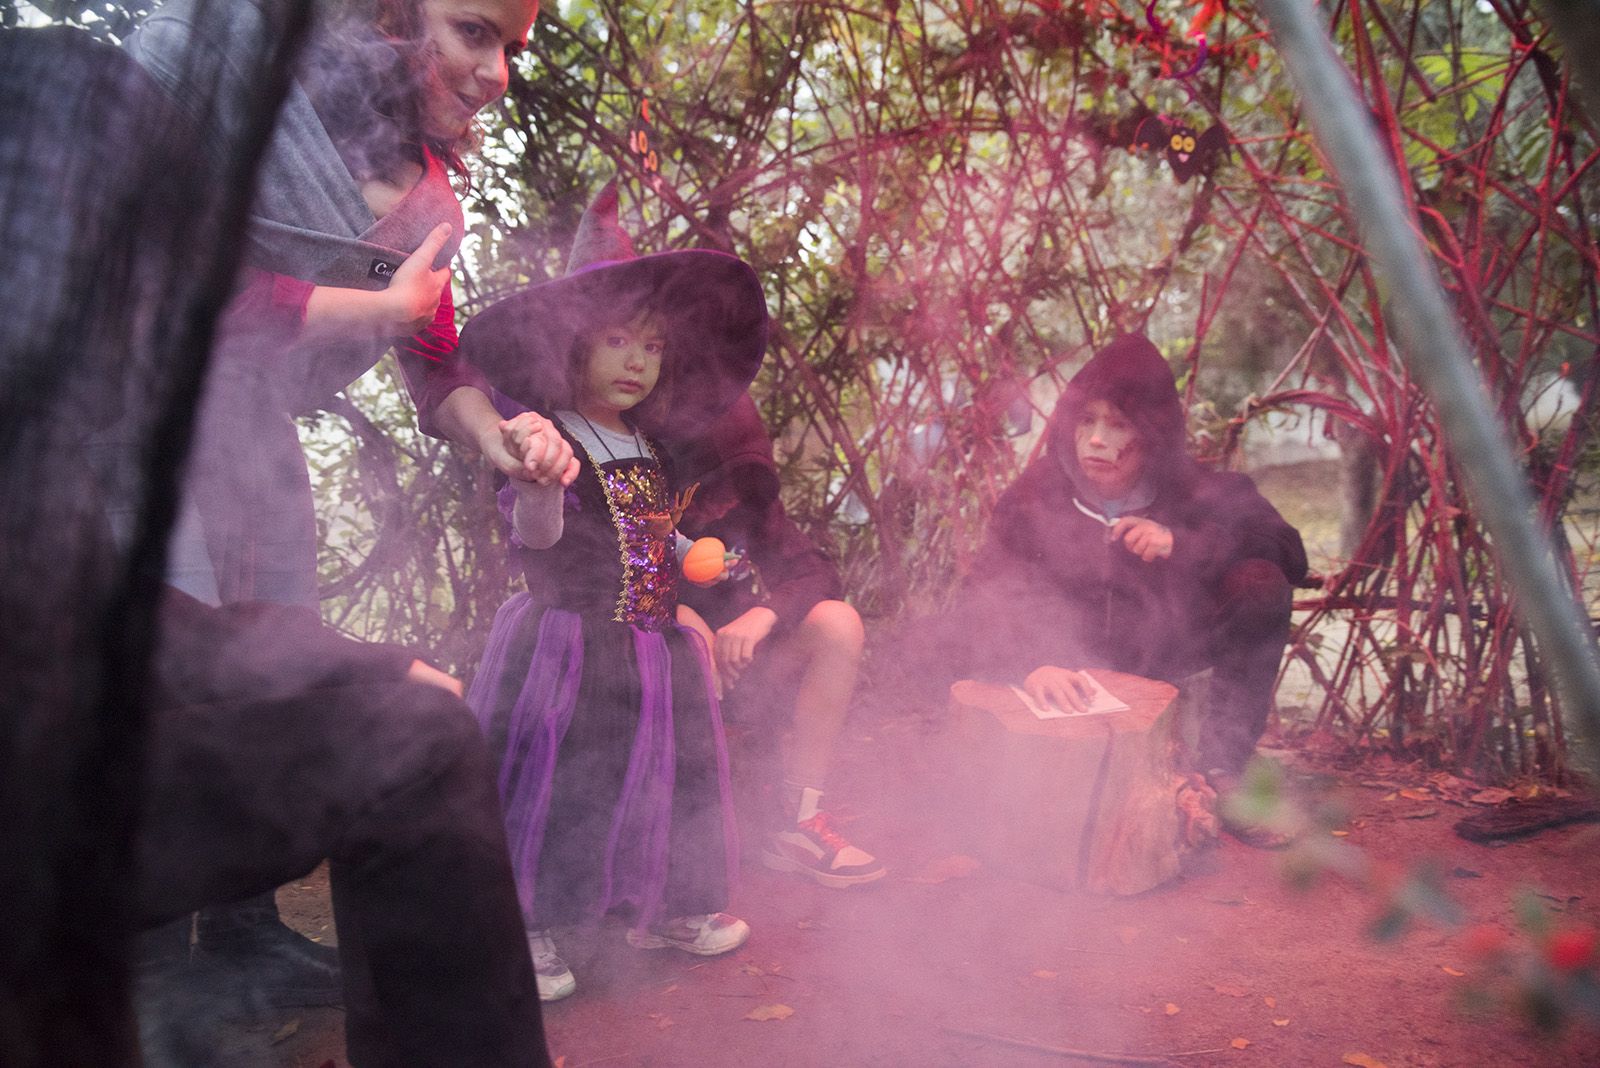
[526,931,575,1001]
[625,913,750,956]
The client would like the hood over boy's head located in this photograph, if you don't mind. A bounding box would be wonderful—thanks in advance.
[1046,333,1190,493]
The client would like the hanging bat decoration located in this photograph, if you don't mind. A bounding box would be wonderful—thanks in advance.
[1133,116,1228,183]
[627,97,663,194]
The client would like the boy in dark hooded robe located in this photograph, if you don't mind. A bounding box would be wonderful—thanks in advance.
[965,334,1307,846]
[670,394,886,887]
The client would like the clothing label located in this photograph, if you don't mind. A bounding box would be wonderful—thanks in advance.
[1010,678,1130,719]
[369,258,399,281]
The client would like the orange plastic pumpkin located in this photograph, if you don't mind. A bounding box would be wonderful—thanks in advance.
[682,536,728,585]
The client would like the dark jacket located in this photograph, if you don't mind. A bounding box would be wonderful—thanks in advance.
[668,394,842,634]
[964,335,1307,682]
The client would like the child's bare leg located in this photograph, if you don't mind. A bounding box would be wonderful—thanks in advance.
[762,600,885,886]
[785,599,864,789]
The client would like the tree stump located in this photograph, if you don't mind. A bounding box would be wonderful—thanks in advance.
[948,670,1199,896]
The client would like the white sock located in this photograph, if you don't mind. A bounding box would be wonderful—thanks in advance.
[793,784,824,823]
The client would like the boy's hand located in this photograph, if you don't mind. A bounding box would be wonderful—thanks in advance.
[1110,516,1173,562]
[1024,665,1093,713]
[499,411,579,487]
[714,606,777,690]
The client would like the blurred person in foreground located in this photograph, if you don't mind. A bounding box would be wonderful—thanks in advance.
[961,334,1308,848]
[670,394,886,888]
[123,0,574,1006]
[0,14,550,1068]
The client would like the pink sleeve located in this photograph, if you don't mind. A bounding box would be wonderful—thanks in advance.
[395,278,492,439]
[225,267,312,344]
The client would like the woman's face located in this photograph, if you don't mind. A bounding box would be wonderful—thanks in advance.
[577,314,666,426]
[415,0,539,143]
[1074,398,1144,498]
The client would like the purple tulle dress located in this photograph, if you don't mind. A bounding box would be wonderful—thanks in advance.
[467,428,738,931]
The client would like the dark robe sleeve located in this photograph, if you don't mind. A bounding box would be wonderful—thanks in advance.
[1165,471,1307,588]
[154,587,417,711]
[949,460,1097,682]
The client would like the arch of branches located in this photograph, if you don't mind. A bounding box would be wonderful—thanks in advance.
[46,0,1600,780]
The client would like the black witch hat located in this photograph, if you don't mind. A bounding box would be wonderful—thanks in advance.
[459,181,768,438]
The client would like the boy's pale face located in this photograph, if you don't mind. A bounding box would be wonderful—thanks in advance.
[1074,398,1144,498]
[577,313,665,428]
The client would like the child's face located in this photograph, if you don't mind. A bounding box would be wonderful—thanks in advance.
[1074,398,1144,497]
[577,313,665,422]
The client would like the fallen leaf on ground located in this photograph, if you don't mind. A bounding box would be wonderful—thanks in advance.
[1273,1018,1290,1026]
[1330,830,1350,837]
[744,1004,795,1022]
[1231,1037,1250,1049]
[1032,970,1058,979]
[1164,1003,1180,1015]
[1212,983,1249,997]
[661,984,679,994]
[1264,996,1277,1008]
[271,1020,299,1044]
[1116,926,1141,945]
[909,854,980,884]
[1441,965,1465,976]
[1470,787,1514,805]
[1343,1055,1388,1068]
[1381,792,1398,802]
[1399,788,1433,801]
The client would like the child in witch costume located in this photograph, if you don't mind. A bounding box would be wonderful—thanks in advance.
[458,182,767,1001]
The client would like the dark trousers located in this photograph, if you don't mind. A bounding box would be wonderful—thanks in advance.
[136,592,548,1068]
[1155,558,1295,775]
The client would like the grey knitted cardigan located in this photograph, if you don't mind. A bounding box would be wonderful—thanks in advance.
[125,0,466,606]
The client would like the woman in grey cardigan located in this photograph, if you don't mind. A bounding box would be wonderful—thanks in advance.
[125,0,571,1014]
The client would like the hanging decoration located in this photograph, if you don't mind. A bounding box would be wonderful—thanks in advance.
[1132,115,1229,183]
[627,96,663,194]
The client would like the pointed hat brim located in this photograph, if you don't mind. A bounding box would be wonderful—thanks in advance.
[459,247,768,439]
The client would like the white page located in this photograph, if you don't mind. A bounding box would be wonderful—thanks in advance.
[1010,677,1131,719]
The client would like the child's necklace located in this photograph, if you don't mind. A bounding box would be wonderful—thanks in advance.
[575,412,645,461]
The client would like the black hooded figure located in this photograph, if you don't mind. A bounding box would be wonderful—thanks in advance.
[962,335,1307,805]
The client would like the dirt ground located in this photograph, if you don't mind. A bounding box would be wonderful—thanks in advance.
[215,697,1600,1068]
